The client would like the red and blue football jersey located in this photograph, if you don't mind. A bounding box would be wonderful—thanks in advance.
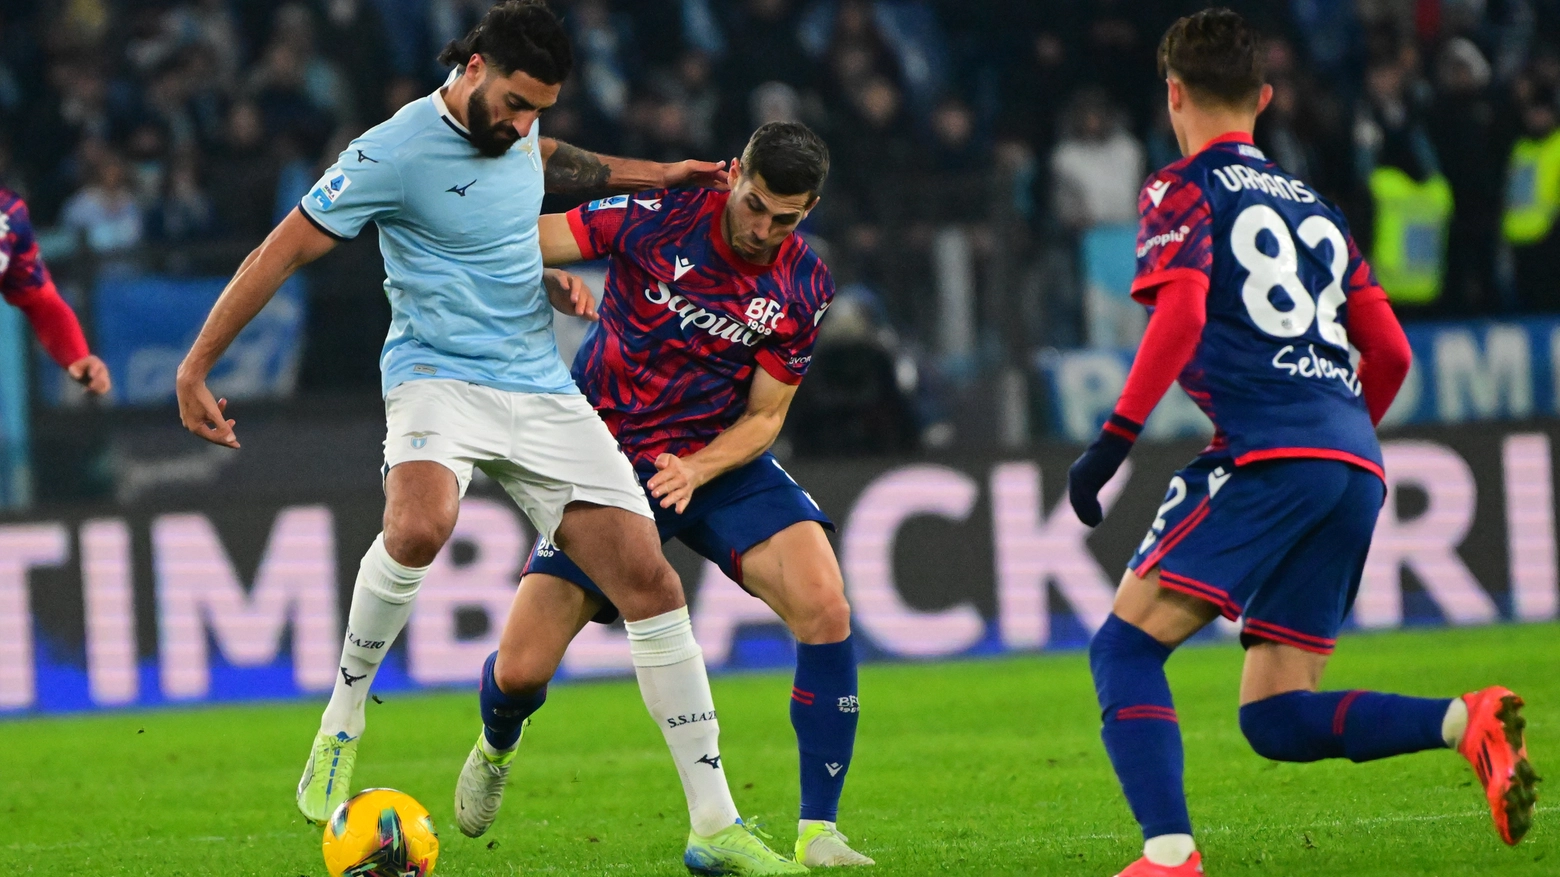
[1133,133,1385,478]
[565,187,835,466]
[1,189,54,304]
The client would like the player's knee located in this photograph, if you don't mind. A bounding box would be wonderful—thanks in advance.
[493,651,554,697]
[1239,693,1332,762]
[617,559,685,619]
[382,518,452,567]
[790,590,852,645]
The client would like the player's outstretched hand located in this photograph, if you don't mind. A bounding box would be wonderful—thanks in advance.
[175,371,239,449]
[648,453,704,514]
[1067,415,1142,527]
[664,159,729,190]
[544,269,598,322]
[67,354,112,396]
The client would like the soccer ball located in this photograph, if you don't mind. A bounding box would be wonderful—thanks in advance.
[321,788,440,877]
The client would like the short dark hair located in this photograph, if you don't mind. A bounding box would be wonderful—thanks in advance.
[1157,8,1265,110]
[740,122,830,200]
[437,0,572,85]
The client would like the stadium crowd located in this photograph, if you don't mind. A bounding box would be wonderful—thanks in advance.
[3,1,1560,400]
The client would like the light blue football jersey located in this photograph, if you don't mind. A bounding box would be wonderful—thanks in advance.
[300,86,577,397]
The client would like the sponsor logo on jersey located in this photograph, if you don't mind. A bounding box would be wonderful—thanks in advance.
[1146,178,1171,208]
[814,299,831,326]
[446,179,477,196]
[667,710,717,728]
[1207,466,1231,498]
[673,255,695,280]
[787,354,812,370]
[587,194,629,210]
[1210,164,1318,203]
[633,198,662,211]
[1238,144,1267,160]
[1137,224,1191,257]
[645,282,768,346]
[1270,343,1363,395]
[411,364,438,375]
[309,171,351,211]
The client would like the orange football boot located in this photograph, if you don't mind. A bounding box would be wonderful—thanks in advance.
[1457,686,1540,845]
[1113,851,1203,876]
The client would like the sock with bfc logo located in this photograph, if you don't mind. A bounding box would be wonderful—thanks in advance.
[479,650,547,752]
[791,636,860,823]
[1090,614,1193,843]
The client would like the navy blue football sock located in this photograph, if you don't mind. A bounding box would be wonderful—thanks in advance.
[1090,614,1192,840]
[479,650,547,751]
[1239,690,1451,763]
[791,636,859,822]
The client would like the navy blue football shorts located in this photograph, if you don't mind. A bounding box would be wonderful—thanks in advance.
[1126,455,1385,655]
[522,451,834,624]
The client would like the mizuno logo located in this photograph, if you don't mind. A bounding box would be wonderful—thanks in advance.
[696,754,722,770]
[825,762,843,777]
[1207,467,1231,498]
[1146,179,1171,208]
[447,179,476,196]
[356,150,378,163]
[340,667,367,687]
[673,255,695,281]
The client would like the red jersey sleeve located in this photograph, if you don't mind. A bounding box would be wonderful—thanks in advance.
[2,196,90,367]
[1130,169,1214,305]
[1340,235,1410,425]
[753,257,835,386]
[564,190,670,260]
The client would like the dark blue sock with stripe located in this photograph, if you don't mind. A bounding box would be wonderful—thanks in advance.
[1239,690,1450,762]
[1090,614,1192,839]
[791,636,859,822]
[479,650,547,750]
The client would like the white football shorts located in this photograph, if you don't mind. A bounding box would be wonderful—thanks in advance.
[382,379,652,541]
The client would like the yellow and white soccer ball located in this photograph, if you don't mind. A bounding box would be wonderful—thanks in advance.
[321,788,440,877]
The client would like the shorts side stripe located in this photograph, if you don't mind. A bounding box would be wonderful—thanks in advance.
[1234,447,1385,481]
[1132,498,1211,577]
[1157,570,1242,620]
[1242,617,1337,655]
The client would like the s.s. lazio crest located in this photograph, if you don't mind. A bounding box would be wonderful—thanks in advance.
[404,430,436,449]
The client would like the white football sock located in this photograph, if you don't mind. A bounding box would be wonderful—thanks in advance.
[626,607,740,837]
[1442,697,1469,748]
[319,534,427,738]
[1144,833,1196,867]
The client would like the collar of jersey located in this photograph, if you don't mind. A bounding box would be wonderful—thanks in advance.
[707,189,792,277]
[1196,131,1255,154]
[431,72,472,141]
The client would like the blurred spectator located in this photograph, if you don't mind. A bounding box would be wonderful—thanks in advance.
[1429,37,1502,313]
[1503,82,1560,312]
[60,150,142,256]
[207,101,280,240]
[569,0,633,126]
[1051,89,1143,232]
[787,289,920,456]
[147,149,215,242]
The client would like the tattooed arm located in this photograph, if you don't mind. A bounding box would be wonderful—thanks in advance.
[539,138,729,197]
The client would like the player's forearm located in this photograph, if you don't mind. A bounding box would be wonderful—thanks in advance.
[542,139,667,197]
[8,281,90,367]
[179,243,297,378]
[1113,280,1207,426]
[682,411,786,483]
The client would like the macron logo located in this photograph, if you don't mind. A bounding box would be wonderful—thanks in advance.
[1146,179,1171,208]
[673,255,695,281]
[634,198,662,211]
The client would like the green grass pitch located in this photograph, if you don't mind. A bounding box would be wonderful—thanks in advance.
[2,623,1554,876]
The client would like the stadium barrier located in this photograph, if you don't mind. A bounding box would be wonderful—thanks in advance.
[3,419,1556,715]
[1039,316,1560,442]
